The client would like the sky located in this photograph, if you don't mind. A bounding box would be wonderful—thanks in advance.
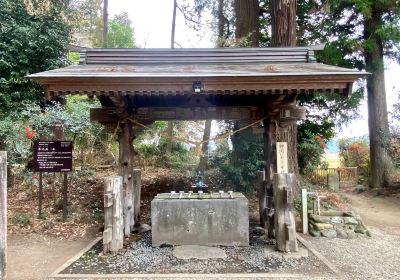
[108,0,400,139]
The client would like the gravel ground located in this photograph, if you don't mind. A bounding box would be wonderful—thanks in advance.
[62,229,330,277]
[304,226,400,280]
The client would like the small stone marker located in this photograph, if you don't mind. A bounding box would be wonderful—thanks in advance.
[276,142,288,174]
[327,173,340,191]
[173,245,227,260]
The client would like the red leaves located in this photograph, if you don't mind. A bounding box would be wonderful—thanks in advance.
[25,127,36,140]
[315,135,326,149]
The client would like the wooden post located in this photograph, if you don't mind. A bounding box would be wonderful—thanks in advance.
[103,176,123,254]
[257,170,266,226]
[263,119,276,238]
[38,172,43,218]
[301,188,308,234]
[273,173,298,252]
[119,123,135,236]
[133,169,141,225]
[0,152,7,280]
[62,172,68,221]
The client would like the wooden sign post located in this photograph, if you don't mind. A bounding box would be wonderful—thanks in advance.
[33,141,73,220]
[0,152,7,280]
[274,142,298,252]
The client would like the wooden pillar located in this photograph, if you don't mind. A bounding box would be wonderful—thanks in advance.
[263,119,276,238]
[103,176,123,254]
[0,152,6,280]
[273,173,298,252]
[133,169,141,226]
[257,170,265,226]
[119,123,135,236]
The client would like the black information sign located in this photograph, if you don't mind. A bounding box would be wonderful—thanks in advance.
[33,141,73,172]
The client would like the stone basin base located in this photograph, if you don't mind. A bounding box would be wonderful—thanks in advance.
[151,193,249,247]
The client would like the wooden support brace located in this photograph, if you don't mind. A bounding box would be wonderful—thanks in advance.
[273,173,298,252]
[133,169,141,226]
[257,170,266,227]
[103,176,123,255]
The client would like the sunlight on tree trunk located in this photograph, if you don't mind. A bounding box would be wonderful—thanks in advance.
[364,10,393,189]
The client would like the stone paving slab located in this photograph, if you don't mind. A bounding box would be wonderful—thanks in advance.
[173,245,227,260]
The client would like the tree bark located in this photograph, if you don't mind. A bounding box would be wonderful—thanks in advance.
[166,0,178,154]
[102,0,108,47]
[271,0,297,47]
[0,152,6,279]
[119,123,135,235]
[270,0,299,182]
[234,0,260,47]
[199,120,212,170]
[364,10,393,189]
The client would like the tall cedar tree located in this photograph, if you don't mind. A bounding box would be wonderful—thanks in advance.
[270,0,299,180]
[294,0,399,188]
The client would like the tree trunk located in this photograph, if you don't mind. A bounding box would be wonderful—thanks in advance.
[199,120,212,170]
[364,11,393,189]
[171,0,177,48]
[271,0,297,47]
[234,0,260,47]
[166,0,178,154]
[166,121,173,154]
[119,123,135,235]
[270,0,299,182]
[0,152,7,279]
[102,0,108,47]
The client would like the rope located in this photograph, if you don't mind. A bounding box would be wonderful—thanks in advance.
[127,117,268,156]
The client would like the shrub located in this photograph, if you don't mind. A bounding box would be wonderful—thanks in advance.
[10,212,31,227]
[209,128,264,193]
[298,132,326,175]
[339,138,370,178]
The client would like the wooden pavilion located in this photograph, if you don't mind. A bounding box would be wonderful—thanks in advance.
[28,47,365,251]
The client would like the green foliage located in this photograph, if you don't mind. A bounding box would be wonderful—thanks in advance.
[390,93,400,168]
[0,0,71,118]
[0,97,105,165]
[10,212,31,226]
[298,130,327,174]
[106,15,136,48]
[210,128,265,193]
[91,12,136,48]
[136,135,196,170]
[339,138,370,178]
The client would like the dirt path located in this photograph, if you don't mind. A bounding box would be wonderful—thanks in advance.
[7,233,98,280]
[305,191,400,280]
[341,192,400,229]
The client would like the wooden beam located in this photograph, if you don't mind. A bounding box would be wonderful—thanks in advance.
[0,152,6,280]
[90,106,263,123]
